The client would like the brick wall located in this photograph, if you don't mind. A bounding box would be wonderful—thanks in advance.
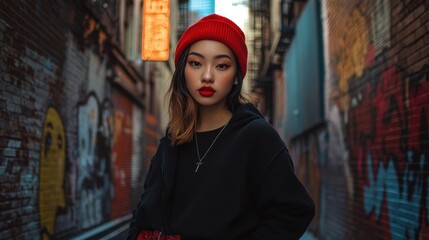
[0,1,149,239]
[291,0,429,239]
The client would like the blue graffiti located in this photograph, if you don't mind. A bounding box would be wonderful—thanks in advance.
[364,151,424,239]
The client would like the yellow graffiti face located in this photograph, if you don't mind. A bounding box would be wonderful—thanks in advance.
[39,107,66,239]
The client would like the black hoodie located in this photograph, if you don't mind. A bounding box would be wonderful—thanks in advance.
[128,104,315,240]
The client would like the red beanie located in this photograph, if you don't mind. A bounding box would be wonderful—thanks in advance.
[175,14,248,78]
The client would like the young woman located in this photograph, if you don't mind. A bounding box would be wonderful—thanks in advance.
[128,14,315,240]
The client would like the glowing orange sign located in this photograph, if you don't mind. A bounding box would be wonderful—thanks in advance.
[142,0,170,61]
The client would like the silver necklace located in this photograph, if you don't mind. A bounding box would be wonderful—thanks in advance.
[194,122,229,172]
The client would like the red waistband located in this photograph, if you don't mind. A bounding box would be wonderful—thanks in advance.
[138,230,181,240]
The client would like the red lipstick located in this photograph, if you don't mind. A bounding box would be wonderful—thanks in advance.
[198,86,215,97]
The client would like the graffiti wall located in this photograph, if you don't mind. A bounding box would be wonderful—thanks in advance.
[0,1,149,239]
[317,0,429,239]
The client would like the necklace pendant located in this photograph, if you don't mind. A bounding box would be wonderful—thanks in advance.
[194,121,230,173]
[195,160,203,172]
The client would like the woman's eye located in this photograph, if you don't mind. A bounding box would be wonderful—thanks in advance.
[188,61,201,67]
[217,64,230,70]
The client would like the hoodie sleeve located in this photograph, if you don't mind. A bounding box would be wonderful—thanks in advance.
[127,150,160,240]
[247,147,315,240]
[244,119,315,240]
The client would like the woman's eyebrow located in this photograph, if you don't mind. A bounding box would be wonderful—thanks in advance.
[214,54,233,60]
[188,52,204,58]
[188,52,233,60]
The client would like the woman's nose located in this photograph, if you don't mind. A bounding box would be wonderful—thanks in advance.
[201,66,214,83]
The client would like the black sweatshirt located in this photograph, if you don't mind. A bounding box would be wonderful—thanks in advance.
[128,103,315,240]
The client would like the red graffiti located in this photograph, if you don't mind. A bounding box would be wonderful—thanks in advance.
[347,64,429,239]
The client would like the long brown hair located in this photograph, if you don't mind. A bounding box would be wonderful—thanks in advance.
[166,48,249,146]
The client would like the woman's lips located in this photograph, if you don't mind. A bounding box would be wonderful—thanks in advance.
[198,86,215,97]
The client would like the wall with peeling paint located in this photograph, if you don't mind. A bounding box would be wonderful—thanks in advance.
[0,1,157,239]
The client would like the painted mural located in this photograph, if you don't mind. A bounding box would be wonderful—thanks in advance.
[0,1,148,239]
[348,64,429,239]
[39,107,66,240]
[76,93,115,228]
[322,0,429,239]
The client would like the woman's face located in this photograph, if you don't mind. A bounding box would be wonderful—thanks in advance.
[185,40,237,109]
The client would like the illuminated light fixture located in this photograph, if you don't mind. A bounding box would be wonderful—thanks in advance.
[142,0,170,61]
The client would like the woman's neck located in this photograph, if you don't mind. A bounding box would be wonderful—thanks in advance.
[196,105,232,132]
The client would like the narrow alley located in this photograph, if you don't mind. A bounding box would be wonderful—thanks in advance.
[1,0,428,239]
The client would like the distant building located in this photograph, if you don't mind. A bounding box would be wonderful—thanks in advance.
[189,0,215,23]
